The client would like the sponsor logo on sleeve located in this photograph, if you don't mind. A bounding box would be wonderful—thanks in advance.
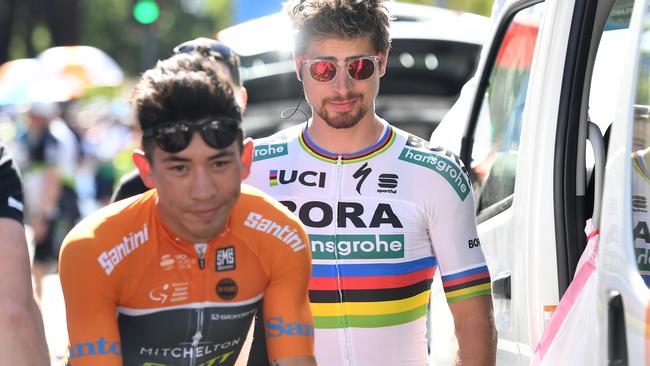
[7,196,23,212]
[68,337,121,359]
[253,143,288,161]
[398,148,470,201]
[216,246,236,272]
[98,224,149,275]
[266,317,314,337]
[244,212,306,251]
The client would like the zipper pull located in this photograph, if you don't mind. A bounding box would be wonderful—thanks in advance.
[194,243,207,270]
[337,155,342,167]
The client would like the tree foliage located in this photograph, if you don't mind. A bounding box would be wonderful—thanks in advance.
[3,0,232,76]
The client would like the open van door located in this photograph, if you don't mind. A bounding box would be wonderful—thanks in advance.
[433,0,650,363]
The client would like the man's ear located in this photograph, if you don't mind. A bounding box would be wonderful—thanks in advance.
[240,138,253,179]
[293,54,303,81]
[132,149,156,189]
[378,50,389,77]
[239,86,248,113]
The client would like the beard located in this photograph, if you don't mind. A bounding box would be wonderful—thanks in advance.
[315,92,369,129]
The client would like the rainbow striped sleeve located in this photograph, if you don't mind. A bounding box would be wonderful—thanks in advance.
[441,265,492,303]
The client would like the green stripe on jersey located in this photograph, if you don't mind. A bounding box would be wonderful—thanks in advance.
[313,303,427,329]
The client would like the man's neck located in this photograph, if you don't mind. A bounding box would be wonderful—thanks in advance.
[306,113,385,155]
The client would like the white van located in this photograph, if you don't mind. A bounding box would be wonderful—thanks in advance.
[431,0,649,363]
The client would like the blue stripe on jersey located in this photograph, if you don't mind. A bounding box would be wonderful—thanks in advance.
[441,265,490,281]
[312,257,436,278]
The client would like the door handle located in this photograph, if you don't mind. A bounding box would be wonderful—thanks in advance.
[492,271,511,299]
[608,291,628,366]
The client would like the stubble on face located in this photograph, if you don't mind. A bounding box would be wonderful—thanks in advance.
[315,91,369,129]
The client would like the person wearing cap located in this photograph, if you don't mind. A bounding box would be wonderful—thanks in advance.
[59,52,316,366]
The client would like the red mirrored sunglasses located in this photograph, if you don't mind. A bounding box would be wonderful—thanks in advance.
[302,56,381,83]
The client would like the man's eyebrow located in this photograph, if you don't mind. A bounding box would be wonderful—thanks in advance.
[308,55,368,62]
[160,150,234,163]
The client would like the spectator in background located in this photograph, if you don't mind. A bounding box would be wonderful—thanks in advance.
[19,101,80,301]
[0,143,50,365]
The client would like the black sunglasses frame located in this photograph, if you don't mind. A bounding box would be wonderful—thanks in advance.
[142,118,243,153]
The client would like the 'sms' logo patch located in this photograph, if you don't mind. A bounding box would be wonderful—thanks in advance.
[216,246,236,272]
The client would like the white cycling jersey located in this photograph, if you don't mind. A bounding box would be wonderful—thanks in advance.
[244,120,491,366]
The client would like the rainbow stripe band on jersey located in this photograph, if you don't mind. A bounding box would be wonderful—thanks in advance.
[442,265,492,303]
[299,125,396,164]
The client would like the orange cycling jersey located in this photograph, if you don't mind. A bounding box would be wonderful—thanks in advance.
[59,185,314,366]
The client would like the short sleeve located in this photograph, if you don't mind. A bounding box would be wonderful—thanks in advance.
[0,146,25,223]
[262,224,315,360]
[59,232,123,365]
[426,161,492,303]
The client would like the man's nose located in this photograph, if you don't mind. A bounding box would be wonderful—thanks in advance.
[332,67,352,92]
[190,167,216,199]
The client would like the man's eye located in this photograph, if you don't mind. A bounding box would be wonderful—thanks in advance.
[170,165,188,173]
[213,161,229,168]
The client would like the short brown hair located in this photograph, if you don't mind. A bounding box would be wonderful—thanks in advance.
[285,0,391,55]
[130,53,242,157]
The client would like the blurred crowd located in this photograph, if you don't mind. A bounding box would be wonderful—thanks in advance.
[0,97,139,301]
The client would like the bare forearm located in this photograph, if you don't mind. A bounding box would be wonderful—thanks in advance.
[0,298,50,365]
[450,295,497,366]
[271,356,318,366]
[0,218,50,364]
[454,320,497,365]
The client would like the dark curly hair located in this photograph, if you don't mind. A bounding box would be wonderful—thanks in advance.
[285,0,391,55]
[130,52,242,157]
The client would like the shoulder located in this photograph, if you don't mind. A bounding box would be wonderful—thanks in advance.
[232,185,308,252]
[251,123,304,162]
[391,127,473,202]
[61,192,153,260]
[0,145,24,223]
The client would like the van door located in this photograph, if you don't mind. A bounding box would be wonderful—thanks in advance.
[455,1,572,363]
[597,0,650,363]
[452,0,647,363]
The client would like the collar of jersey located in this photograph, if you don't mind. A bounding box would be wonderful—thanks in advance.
[298,123,396,164]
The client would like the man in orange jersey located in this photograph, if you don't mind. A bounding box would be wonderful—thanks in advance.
[59,52,316,366]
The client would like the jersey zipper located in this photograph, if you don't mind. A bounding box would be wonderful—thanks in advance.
[334,156,354,366]
[190,243,208,366]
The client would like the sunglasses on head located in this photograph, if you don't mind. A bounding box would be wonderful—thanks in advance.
[172,39,241,84]
[142,118,242,153]
[302,56,381,83]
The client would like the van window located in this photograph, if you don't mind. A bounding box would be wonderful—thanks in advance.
[471,2,545,219]
[631,6,650,287]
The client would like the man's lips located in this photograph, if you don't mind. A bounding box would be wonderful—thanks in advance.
[188,207,220,220]
[326,97,358,112]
